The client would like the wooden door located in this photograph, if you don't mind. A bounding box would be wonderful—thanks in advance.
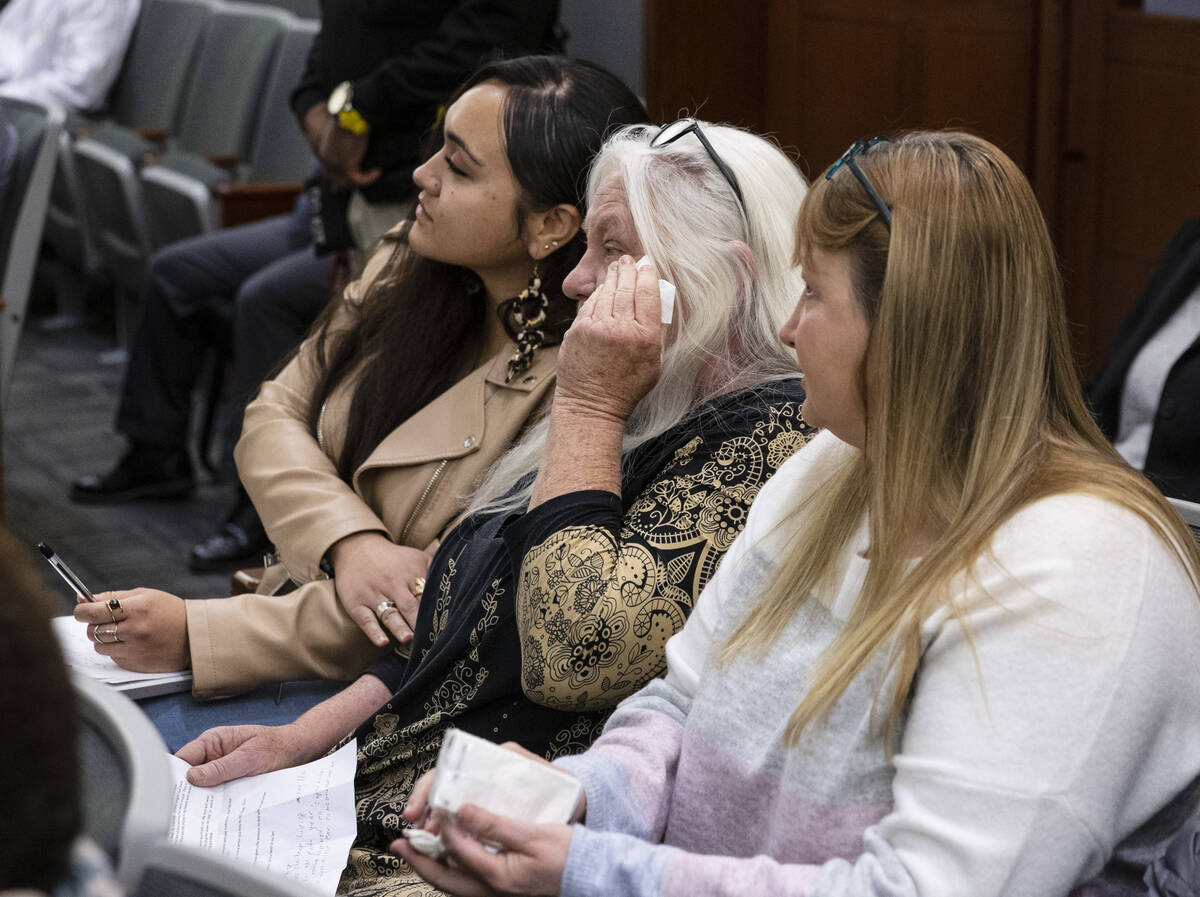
[643,0,1200,373]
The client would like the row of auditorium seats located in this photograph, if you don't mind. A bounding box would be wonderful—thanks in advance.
[0,98,64,396]
[0,0,320,400]
[75,671,328,897]
[54,0,318,350]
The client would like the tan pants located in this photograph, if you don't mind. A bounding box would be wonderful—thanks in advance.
[347,192,414,276]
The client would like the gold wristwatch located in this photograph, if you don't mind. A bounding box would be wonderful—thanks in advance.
[327,80,370,136]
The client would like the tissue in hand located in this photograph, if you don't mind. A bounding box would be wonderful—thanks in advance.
[403,728,584,858]
[635,255,676,324]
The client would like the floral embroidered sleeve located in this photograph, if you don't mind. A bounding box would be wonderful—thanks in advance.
[502,387,814,712]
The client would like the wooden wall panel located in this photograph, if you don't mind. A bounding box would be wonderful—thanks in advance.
[1059,4,1200,369]
[780,15,908,177]
[921,25,1035,169]
[644,0,1200,371]
[642,0,766,128]
[758,2,1039,177]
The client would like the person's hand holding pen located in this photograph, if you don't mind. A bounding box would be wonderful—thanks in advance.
[38,543,190,673]
[73,588,190,673]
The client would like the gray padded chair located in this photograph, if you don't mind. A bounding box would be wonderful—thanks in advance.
[133,838,330,897]
[73,672,172,892]
[74,0,287,299]
[107,0,214,134]
[259,0,318,17]
[0,97,65,399]
[41,0,212,283]
[142,14,317,246]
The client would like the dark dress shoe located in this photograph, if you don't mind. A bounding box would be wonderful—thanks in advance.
[70,444,194,504]
[189,492,269,572]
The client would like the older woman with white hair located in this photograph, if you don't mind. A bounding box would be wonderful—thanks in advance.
[173,120,815,896]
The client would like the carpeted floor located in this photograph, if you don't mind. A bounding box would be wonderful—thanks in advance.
[3,313,240,614]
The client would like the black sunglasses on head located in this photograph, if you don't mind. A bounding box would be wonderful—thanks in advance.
[650,118,746,214]
[826,137,892,230]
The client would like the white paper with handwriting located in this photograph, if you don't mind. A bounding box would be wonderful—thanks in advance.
[167,741,357,894]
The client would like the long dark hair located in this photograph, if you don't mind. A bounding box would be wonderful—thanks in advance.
[306,56,649,482]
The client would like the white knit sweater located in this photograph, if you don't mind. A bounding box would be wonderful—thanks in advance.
[557,431,1200,897]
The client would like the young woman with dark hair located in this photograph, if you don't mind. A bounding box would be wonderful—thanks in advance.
[74,56,651,703]
[163,116,816,897]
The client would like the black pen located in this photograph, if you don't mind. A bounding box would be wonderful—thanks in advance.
[37,542,95,603]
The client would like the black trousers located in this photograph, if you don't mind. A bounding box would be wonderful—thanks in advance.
[115,210,335,475]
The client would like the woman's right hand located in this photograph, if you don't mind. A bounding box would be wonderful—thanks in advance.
[402,741,586,829]
[554,255,664,425]
[328,532,433,648]
[175,722,322,787]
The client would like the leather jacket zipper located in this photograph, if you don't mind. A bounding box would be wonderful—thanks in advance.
[400,460,447,544]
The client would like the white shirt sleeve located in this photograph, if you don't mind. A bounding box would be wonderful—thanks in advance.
[0,0,141,112]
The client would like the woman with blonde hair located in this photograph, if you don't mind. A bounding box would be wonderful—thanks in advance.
[395,130,1200,897]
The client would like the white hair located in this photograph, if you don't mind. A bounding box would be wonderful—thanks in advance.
[467,121,808,515]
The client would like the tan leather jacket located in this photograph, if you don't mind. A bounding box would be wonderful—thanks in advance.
[185,246,558,699]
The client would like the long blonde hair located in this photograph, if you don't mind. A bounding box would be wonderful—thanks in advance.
[723,130,1200,743]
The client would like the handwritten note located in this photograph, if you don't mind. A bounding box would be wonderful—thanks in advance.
[167,741,358,894]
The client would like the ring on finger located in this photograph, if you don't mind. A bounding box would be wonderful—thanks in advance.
[375,599,396,620]
[410,577,425,599]
[106,597,123,623]
[95,624,120,644]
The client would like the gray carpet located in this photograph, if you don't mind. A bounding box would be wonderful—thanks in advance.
[4,317,240,614]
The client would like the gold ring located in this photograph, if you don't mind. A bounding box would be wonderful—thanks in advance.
[410,577,425,599]
[107,597,122,624]
[96,624,120,644]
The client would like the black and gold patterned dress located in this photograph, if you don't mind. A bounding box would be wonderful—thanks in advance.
[338,381,814,896]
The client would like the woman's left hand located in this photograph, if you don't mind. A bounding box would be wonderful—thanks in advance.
[391,805,572,897]
[73,588,189,672]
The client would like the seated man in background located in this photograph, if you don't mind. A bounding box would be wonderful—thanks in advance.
[1087,217,1200,503]
[0,0,139,113]
[70,0,564,574]
[0,528,120,896]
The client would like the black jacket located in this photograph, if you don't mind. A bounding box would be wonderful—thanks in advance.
[290,0,562,250]
[1086,218,1200,503]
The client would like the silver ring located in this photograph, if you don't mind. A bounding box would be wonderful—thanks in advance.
[375,599,396,619]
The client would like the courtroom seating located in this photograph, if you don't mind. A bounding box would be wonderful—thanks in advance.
[72,672,172,892]
[141,13,317,247]
[74,1,287,315]
[258,0,318,16]
[0,98,64,399]
[132,838,329,897]
[41,0,212,307]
